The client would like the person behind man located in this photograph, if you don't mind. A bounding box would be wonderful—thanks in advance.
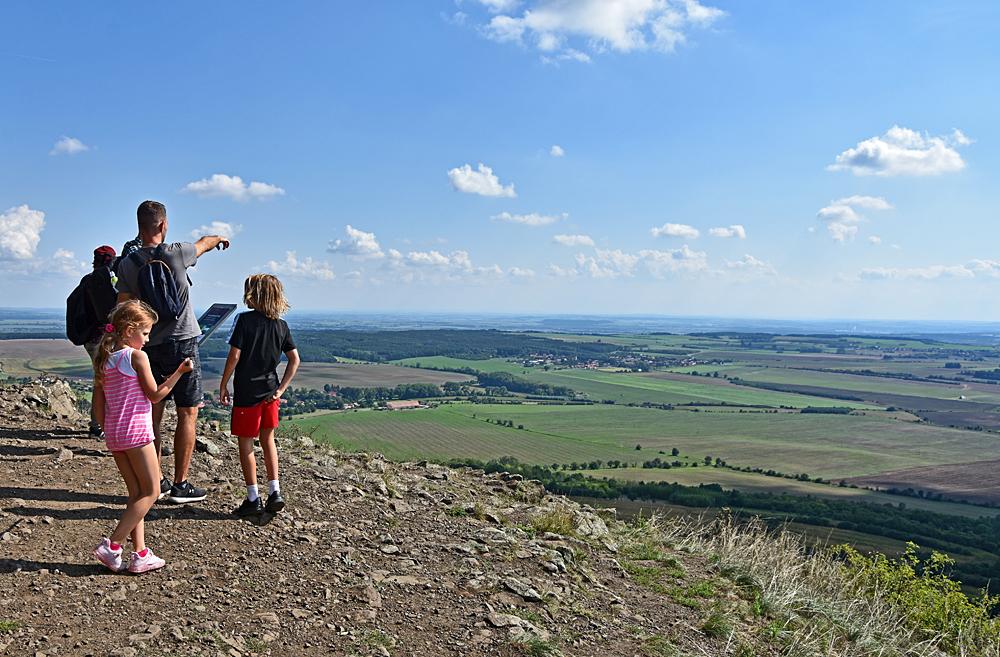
[115,200,230,503]
[82,245,119,438]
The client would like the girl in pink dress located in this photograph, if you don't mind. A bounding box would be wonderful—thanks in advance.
[91,301,192,574]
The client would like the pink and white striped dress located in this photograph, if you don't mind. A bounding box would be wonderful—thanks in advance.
[102,347,154,452]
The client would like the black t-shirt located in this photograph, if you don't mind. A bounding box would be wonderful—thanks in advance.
[228,310,296,407]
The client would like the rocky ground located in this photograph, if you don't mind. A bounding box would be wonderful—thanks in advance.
[1,379,772,657]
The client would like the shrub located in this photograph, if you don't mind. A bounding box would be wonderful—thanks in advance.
[834,542,1000,654]
[531,509,576,537]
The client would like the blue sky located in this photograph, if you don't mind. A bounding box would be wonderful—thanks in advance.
[1,1,998,319]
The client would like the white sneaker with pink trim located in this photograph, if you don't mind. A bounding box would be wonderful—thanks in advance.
[93,538,124,572]
[128,548,166,574]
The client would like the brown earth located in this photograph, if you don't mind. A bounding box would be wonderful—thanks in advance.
[846,460,1000,505]
[0,379,769,657]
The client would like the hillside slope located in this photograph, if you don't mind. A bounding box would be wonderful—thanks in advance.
[1,379,994,657]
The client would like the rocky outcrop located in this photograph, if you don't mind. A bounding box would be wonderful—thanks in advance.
[0,377,82,423]
[0,379,820,656]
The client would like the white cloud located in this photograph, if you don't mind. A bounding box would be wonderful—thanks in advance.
[266,251,335,281]
[651,222,700,239]
[868,236,882,245]
[829,126,970,177]
[386,247,505,282]
[190,221,243,240]
[493,211,566,226]
[861,260,1000,282]
[951,128,973,146]
[725,254,776,275]
[541,48,592,64]
[550,144,565,157]
[859,265,974,281]
[570,245,708,279]
[834,195,893,210]
[474,0,521,13]
[328,225,385,259]
[816,196,892,243]
[50,249,89,277]
[479,0,725,62]
[968,260,1000,279]
[637,245,708,276]
[547,264,579,278]
[509,267,536,278]
[407,250,456,268]
[553,234,594,247]
[708,224,746,239]
[0,205,45,260]
[50,136,89,156]
[182,174,285,201]
[448,163,516,197]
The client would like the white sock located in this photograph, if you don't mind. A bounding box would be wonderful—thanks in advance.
[268,479,280,495]
[246,484,259,502]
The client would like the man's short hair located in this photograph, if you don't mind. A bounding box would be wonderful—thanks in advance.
[137,200,167,233]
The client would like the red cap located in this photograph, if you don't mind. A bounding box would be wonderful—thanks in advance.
[93,245,116,266]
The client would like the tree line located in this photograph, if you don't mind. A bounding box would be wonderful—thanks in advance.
[445,456,1000,594]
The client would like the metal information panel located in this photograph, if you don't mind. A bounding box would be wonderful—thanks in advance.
[196,303,237,345]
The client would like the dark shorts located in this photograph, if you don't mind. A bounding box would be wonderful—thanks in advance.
[145,337,203,408]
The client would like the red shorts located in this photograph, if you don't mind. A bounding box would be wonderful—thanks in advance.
[231,399,280,438]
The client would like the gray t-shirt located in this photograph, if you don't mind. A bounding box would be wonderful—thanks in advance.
[116,242,200,346]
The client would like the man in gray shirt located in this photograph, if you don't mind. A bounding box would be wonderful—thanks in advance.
[116,200,230,503]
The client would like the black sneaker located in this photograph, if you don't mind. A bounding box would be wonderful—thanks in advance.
[158,477,172,500]
[168,481,207,504]
[233,497,263,517]
[89,426,105,440]
[264,491,285,514]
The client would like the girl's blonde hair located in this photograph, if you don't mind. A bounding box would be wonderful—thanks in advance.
[244,273,290,320]
[93,300,158,383]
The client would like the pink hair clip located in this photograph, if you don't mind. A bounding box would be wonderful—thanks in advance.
[104,323,115,333]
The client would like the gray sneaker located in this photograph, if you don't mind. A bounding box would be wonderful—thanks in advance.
[158,477,172,500]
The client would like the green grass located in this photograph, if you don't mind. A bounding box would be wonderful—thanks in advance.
[0,620,19,633]
[589,467,1000,518]
[727,366,1000,404]
[295,402,1000,481]
[397,355,880,408]
[393,355,532,375]
[0,339,93,378]
[521,368,878,408]
[203,359,471,393]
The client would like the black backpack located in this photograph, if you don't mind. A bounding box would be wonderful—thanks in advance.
[66,267,119,345]
[66,278,94,346]
[129,245,185,321]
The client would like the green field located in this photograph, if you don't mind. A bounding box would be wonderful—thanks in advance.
[0,339,91,378]
[524,368,876,408]
[296,402,1000,481]
[588,467,1000,518]
[202,359,471,393]
[725,366,1000,404]
[393,356,531,375]
[397,355,879,408]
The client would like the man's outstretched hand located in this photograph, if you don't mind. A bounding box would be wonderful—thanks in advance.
[195,234,231,256]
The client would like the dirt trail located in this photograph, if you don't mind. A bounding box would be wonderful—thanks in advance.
[0,379,735,657]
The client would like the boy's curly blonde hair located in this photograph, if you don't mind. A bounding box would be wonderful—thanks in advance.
[244,274,290,320]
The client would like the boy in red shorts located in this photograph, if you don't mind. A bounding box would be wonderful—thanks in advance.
[219,274,300,516]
